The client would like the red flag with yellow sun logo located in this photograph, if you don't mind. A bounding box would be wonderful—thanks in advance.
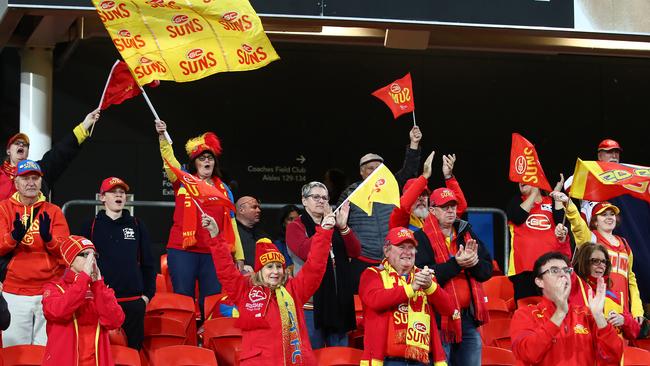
[372,73,415,119]
[509,133,552,191]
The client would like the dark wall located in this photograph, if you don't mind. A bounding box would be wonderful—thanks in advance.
[2,39,650,266]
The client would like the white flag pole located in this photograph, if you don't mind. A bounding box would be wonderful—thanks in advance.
[139,86,172,144]
[334,163,386,214]
[92,60,120,136]
[412,110,417,127]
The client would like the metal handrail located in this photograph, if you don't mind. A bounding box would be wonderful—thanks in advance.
[61,200,509,272]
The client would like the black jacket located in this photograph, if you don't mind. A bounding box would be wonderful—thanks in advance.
[79,210,156,300]
[414,219,493,287]
[38,129,85,197]
[0,293,9,330]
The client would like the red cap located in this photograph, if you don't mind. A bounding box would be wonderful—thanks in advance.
[6,133,29,149]
[430,187,457,207]
[592,202,620,216]
[254,238,286,272]
[60,235,96,266]
[385,227,417,247]
[100,177,130,194]
[598,139,622,152]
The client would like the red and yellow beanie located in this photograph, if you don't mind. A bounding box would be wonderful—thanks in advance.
[60,235,96,266]
[254,238,286,272]
[185,132,222,160]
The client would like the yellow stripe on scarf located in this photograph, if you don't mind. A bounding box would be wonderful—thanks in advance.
[276,286,303,365]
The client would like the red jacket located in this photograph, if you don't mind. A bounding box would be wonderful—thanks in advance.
[389,175,467,230]
[510,297,624,366]
[210,226,333,366]
[0,193,69,295]
[359,264,455,365]
[42,270,125,366]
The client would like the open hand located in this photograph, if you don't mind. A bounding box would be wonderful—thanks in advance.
[442,154,456,179]
[422,151,435,179]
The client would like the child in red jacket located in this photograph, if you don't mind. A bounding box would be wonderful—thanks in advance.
[41,235,125,366]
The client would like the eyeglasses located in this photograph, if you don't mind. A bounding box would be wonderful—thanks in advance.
[538,266,573,277]
[197,155,214,162]
[77,252,99,259]
[590,258,608,266]
[307,194,329,202]
[12,141,29,148]
[435,205,457,212]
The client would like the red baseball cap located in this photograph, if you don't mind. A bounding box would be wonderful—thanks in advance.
[6,133,29,149]
[592,202,620,216]
[598,139,622,152]
[100,177,130,194]
[385,227,417,247]
[430,187,457,207]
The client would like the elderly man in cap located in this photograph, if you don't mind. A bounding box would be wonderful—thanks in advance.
[79,177,156,350]
[359,226,454,366]
[338,126,423,292]
[0,109,100,200]
[412,186,492,366]
[0,160,69,346]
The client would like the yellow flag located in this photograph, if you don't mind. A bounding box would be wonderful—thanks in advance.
[92,0,280,85]
[348,164,400,215]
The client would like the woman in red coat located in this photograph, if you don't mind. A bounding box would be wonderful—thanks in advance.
[202,211,335,366]
[41,235,125,366]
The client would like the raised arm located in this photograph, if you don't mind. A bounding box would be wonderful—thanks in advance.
[550,191,591,247]
[394,126,422,187]
[291,215,335,303]
[156,120,181,183]
[203,214,247,300]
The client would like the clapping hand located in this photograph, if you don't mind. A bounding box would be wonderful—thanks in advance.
[442,154,456,179]
[455,239,479,268]
[11,213,28,243]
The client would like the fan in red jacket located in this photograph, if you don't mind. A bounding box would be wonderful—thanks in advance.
[41,235,125,366]
[203,211,335,365]
[359,227,455,366]
[510,252,623,366]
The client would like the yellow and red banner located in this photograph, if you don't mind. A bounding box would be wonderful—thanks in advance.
[348,164,400,215]
[372,73,415,119]
[164,159,235,211]
[569,159,650,203]
[509,133,552,191]
[91,0,279,85]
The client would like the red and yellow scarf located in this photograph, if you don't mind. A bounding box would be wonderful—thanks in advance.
[423,216,489,343]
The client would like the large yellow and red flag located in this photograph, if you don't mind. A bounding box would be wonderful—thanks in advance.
[508,133,552,191]
[91,0,279,85]
[372,73,415,119]
[569,159,650,203]
[347,164,400,215]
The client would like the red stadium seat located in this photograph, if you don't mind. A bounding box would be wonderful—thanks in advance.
[486,298,512,320]
[142,316,187,364]
[111,345,142,366]
[479,318,512,349]
[146,293,197,346]
[0,345,46,366]
[314,346,363,366]
[482,345,516,366]
[155,274,168,293]
[109,328,129,347]
[152,345,217,366]
[624,346,650,365]
[202,317,242,366]
[483,276,515,311]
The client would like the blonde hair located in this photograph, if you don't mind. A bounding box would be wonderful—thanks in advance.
[250,269,290,289]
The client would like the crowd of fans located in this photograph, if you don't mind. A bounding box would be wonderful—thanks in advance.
[0,110,646,366]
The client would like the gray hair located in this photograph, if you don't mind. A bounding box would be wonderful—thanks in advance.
[301,181,328,198]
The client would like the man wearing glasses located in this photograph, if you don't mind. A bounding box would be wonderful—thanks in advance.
[510,252,624,365]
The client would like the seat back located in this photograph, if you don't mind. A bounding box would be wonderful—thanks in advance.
[142,316,188,364]
[481,345,516,366]
[152,345,218,366]
[109,328,129,347]
[313,346,363,366]
[479,318,512,349]
[483,276,514,303]
[111,345,142,366]
[0,345,46,366]
[146,293,197,346]
[486,298,512,320]
[203,318,242,366]
[624,346,650,365]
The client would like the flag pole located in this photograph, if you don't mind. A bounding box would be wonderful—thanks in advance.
[139,86,173,144]
[92,60,120,136]
[334,163,387,214]
[191,197,206,215]
[411,110,417,127]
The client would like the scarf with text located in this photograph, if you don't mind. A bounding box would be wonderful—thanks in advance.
[276,286,303,365]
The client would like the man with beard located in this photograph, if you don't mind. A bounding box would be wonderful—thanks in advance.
[236,196,266,272]
[389,151,466,230]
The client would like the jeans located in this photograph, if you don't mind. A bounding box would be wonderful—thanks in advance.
[304,309,349,349]
[167,248,221,318]
[383,357,429,366]
[441,313,482,366]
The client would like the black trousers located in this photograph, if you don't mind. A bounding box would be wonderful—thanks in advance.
[119,298,147,350]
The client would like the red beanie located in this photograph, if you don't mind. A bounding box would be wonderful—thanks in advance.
[254,238,286,272]
[60,235,96,266]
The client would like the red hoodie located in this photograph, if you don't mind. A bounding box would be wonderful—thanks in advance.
[0,192,69,295]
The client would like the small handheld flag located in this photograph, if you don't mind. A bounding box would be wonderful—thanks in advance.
[344,164,400,215]
[372,73,415,120]
[569,159,650,203]
[509,133,552,191]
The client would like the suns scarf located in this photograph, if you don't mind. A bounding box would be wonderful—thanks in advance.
[423,216,488,343]
[179,186,198,248]
[1,161,15,180]
[379,260,431,363]
[276,286,303,366]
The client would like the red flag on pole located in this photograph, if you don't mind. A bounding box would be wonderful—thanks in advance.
[509,133,552,191]
[371,73,415,119]
[99,60,159,110]
[163,159,235,212]
[569,159,650,203]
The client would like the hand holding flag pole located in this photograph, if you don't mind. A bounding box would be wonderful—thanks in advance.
[139,86,172,144]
